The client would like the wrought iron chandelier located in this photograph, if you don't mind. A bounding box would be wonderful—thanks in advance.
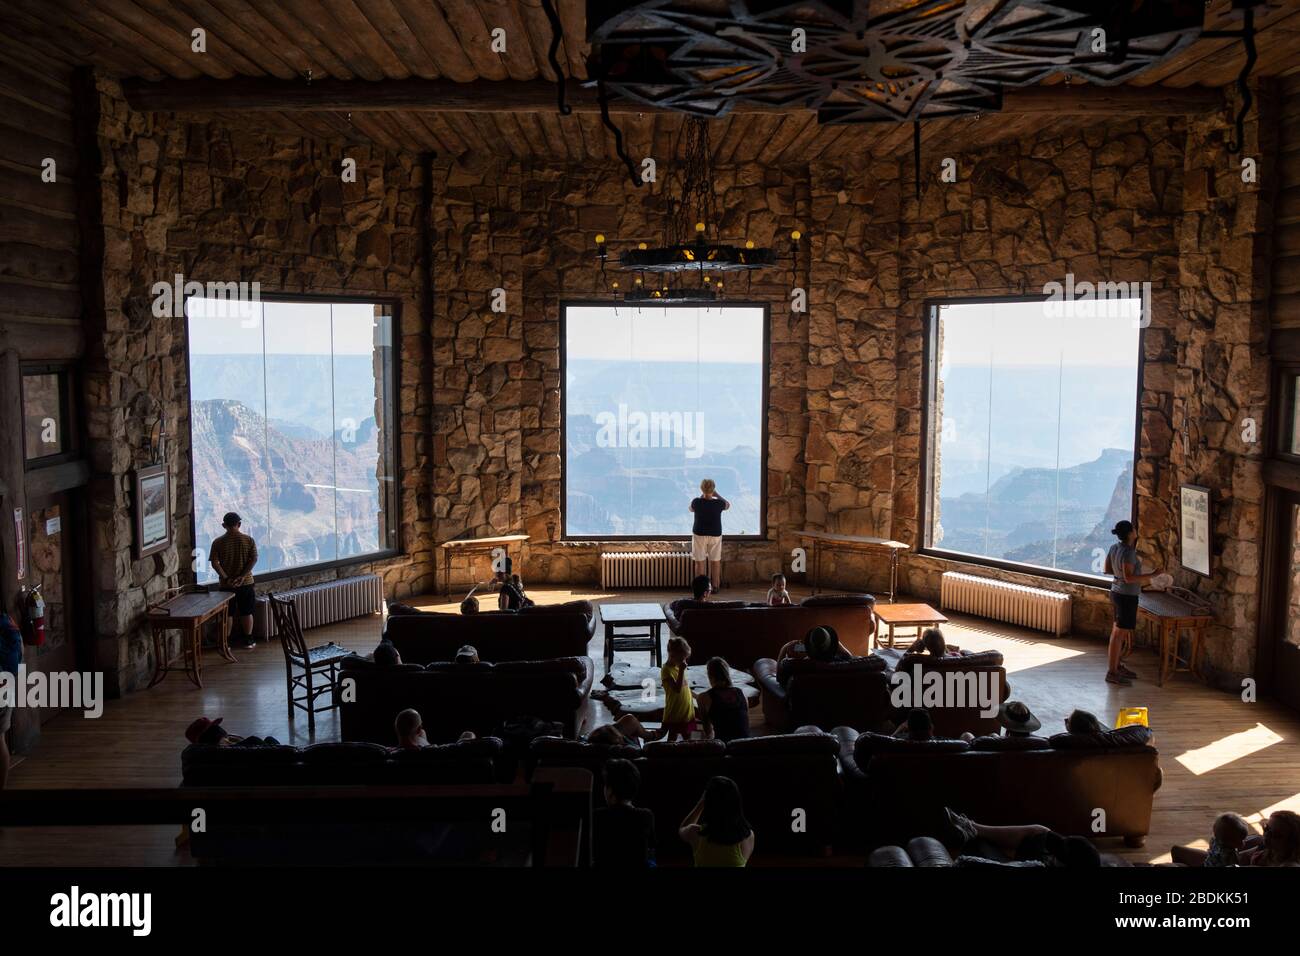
[595,117,799,302]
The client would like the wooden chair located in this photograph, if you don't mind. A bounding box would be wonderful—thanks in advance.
[268,593,354,736]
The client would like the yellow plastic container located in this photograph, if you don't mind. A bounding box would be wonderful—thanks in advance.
[1115,707,1149,728]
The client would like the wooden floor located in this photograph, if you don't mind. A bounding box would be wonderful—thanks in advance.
[3,585,1299,867]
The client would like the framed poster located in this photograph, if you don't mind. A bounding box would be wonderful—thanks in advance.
[1179,484,1211,577]
[133,464,172,559]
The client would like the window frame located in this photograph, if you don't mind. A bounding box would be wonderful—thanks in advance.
[20,363,79,469]
[183,290,403,584]
[917,294,1146,587]
[559,298,771,542]
[1271,362,1300,462]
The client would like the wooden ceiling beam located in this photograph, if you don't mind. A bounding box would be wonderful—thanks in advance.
[121,76,1227,116]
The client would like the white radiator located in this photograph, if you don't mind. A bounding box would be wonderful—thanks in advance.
[600,551,694,589]
[939,571,1071,636]
[255,574,384,636]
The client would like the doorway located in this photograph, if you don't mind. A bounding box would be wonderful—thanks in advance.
[22,491,78,724]
[1262,490,1300,713]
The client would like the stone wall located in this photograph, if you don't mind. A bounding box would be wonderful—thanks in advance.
[807,107,1270,685]
[87,75,1274,694]
[432,159,812,588]
[89,78,434,693]
[421,108,1269,685]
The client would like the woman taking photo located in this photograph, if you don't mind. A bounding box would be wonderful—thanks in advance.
[1104,520,1161,686]
[689,478,729,593]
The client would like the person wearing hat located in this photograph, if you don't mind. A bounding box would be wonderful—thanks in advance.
[184,716,280,748]
[776,625,853,668]
[998,700,1042,738]
[1104,520,1161,686]
[209,511,260,650]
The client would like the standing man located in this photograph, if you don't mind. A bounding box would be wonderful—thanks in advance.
[689,478,729,593]
[210,511,259,650]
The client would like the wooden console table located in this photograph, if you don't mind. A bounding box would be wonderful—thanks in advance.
[796,530,910,603]
[1137,588,1215,686]
[440,533,530,597]
[146,589,235,689]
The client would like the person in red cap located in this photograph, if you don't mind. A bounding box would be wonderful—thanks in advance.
[184,716,280,748]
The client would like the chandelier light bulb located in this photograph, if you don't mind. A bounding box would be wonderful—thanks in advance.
[791,229,802,241]
[638,242,647,250]
[745,240,754,249]
[595,234,606,245]
[695,222,705,233]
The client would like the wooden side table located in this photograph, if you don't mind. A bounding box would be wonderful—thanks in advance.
[1137,589,1215,686]
[146,589,236,689]
[439,534,530,597]
[796,530,909,603]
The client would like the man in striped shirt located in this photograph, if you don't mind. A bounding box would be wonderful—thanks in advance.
[210,512,259,650]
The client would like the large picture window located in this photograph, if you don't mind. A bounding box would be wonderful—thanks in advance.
[563,302,767,538]
[923,296,1142,578]
[187,295,397,580]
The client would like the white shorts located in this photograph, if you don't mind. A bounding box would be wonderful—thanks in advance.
[691,534,722,562]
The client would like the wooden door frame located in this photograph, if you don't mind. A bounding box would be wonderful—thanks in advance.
[1256,482,1300,697]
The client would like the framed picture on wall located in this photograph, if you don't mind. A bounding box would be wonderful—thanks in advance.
[1179,484,1212,577]
[133,464,172,559]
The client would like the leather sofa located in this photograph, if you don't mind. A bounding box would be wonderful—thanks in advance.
[661,594,877,669]
[867,835,1133,867]
[181,737,505,786]
[384,600,596,665]
[337,655,595,744]
[752,655,896,733]
[531,730,843,858]
[177,738,596,864]
[885,650,1011,737]
[832,724,1163,847]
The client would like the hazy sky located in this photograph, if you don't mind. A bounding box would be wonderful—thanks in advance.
[187,298,383,355]
[939,298,1142,368]
[565,305,765,363]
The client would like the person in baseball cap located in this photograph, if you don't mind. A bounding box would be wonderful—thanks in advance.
[184,716,281,748]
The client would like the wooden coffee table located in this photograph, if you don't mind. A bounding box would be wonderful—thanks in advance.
[601,603,667,675]
[872,603,948,649]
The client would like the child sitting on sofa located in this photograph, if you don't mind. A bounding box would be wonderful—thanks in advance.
[394,708,475,749]
[766,572,791,606]
[1170,812,1251,867]
[661,637,697,741]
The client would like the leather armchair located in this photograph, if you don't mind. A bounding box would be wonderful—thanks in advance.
[753,654,895,733]
[888,649,1011,737]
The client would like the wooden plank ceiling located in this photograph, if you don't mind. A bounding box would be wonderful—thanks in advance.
[6,0,1300,165]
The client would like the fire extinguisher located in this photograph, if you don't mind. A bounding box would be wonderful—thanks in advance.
[22,584,45,647]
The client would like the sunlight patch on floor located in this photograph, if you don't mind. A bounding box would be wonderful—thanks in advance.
[1253,791,1300,820]
[1175,723,1285,776]
[996,643,1086,675]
